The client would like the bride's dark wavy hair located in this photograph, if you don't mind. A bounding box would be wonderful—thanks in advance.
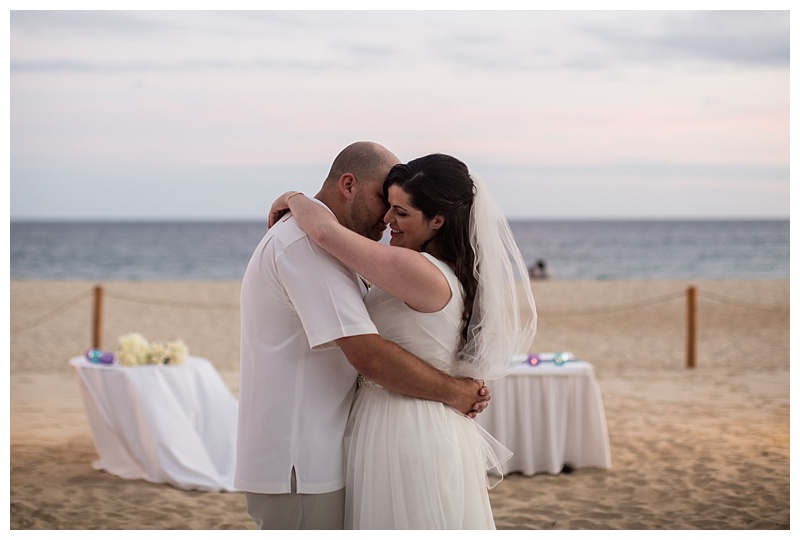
[384,154,477,342]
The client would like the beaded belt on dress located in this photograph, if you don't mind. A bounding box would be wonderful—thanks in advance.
[357,373,382,388]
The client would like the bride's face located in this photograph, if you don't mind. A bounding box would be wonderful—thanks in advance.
[384,185,443,251]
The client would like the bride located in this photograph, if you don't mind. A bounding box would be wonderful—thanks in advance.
[269,154,536,529]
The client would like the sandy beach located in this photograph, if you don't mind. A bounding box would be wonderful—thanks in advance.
[9,278,790,530]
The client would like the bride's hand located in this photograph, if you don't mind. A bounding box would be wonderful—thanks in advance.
[456,379,491,418]
[468,380,491,418]
[268,191,303,228]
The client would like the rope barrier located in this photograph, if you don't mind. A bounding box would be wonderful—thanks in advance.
[538,289,787,317]
[539,291,686,317]
[103,290,239,311]
[695,289,788,313]
[11,287,238,334]
[10,288,95,333]
[11,284,787,334]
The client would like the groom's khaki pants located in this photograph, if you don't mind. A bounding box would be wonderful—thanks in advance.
[244,469,345,530]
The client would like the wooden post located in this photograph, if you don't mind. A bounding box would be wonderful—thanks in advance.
[686,286,697,369]
[92,285,104,350]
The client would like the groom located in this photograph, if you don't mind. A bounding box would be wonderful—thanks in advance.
[235,141,490,530]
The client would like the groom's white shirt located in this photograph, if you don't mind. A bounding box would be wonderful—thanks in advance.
[235,201,377,494]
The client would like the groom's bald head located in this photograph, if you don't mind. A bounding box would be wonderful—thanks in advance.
[324,142,399,189]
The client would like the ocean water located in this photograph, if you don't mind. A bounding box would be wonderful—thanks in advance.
[10,219,789,281]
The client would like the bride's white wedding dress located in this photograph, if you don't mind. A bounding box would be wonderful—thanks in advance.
[344,253,511,530]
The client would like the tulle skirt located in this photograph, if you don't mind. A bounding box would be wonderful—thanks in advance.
[344,382,511,530]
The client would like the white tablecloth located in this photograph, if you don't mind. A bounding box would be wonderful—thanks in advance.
[70,356,238,491]
[477,360,612,476]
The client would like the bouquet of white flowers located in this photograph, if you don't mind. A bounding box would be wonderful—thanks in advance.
[116,332,151,366]
[148,339,190,365]
[115,332,189,366]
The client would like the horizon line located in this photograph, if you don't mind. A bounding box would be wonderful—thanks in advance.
[9,215,790,223]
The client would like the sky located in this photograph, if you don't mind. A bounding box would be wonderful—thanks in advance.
[7,5,793,221]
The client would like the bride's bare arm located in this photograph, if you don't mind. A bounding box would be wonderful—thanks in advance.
[268,191,303,228]
[270,192,451,312]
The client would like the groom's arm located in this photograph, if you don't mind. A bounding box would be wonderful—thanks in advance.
[336,333,490,417]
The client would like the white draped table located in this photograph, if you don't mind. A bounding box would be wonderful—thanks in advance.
[70,356,238,491]
[477,360,612,476]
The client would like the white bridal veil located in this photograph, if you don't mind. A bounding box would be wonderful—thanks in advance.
[457,173,538,381]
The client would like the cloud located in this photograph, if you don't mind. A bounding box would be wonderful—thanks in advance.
[10,57,348,73]
[9,9,789,220]
[11,10,177,38]
[429,11,789,73]
[582,11,789,67]
[10,10,399,74]
[332,42,397,62]
[12,10,789,77]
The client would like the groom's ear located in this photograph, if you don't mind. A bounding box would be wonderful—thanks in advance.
[339,173,356,201]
